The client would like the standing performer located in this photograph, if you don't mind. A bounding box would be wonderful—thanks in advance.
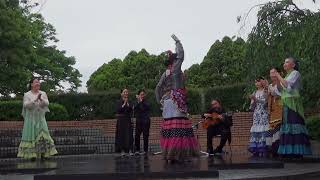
[273,57,311,158]
[134,89,151,155]
[248,77,270,157]
[17,78,58,160]
[115,88,134,156]
[155,34,199,163]
[267,68,282,156]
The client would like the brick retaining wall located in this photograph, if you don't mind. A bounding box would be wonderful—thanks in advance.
[0,112,254,153]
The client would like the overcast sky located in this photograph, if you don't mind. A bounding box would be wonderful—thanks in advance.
[37,0,319,92]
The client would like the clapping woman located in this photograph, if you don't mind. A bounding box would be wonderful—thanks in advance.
[17,78,57,160]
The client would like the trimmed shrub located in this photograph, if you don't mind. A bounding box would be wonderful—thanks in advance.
[0,100,69,121]
[1,84,246,120]
[49,91,163,120]
[203,83,246,112]
[187,88,203,115]
[48,84,245,120]
[46,103,70,121]
[0,101,21,120]
[306,115,320,141]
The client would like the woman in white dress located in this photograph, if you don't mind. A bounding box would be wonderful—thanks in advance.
[248,77,270,157]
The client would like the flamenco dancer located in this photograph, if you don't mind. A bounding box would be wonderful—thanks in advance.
[273,57,312,158]
[155,34,199,163]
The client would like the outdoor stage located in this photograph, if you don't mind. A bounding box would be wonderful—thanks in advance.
[0,154,286,180]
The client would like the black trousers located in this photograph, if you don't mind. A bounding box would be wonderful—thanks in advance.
[207,125,230,153]
[135,120,150,152]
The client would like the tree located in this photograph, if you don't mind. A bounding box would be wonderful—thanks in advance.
[0,0,81,97]
[243,0,320,109]
[185,36,247,88]
[87,49,166,93]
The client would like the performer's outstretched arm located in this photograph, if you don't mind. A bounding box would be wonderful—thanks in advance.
[175,40,184,61]
[171,34,184,73]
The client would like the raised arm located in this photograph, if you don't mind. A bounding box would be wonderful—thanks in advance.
[171,34,184,73]
[175,40,184,61]
[275,70,300,93]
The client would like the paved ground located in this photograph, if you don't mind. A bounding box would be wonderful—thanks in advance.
[0,154,320,180]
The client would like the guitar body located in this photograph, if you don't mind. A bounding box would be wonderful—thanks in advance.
[202,112,221,129]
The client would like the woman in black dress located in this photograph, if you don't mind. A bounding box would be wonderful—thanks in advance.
[115,88,134,156]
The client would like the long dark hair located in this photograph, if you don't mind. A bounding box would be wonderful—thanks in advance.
[255,76,265,81]
[271,67,281,72]
[120,88,128,94]
[270,67,283,77]
[212,99,222,106]
[137,89,145,95]
[28,77,38,90]
[164,50,176,67]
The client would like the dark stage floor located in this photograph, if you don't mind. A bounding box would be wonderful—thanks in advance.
[0,154,284,180]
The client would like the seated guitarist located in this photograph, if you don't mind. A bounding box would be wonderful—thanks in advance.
[202,99,232,155]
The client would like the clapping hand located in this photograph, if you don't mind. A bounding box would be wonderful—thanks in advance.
[122,97,129,107]
[34,93,42,102]
[203,113,211,118]
[270,68,282,80]
[37,93,42,101]
[249,94,256,101]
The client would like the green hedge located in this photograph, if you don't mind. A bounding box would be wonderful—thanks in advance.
[0,84,246,120]
[49,91,162,120]
[50,92,124,120]
[203,83,246,112]
[306,115,320,141]
[49,90,203,120]
[186,88,203,115]
[0,100,69,121]
[48,84,245,120]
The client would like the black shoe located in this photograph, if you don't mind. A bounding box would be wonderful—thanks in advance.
[212,148,222,155]
[169,160,177,164]
[293,154,303,159]
[41,156,49,161]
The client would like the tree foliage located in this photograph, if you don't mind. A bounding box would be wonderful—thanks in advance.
[0,0,81,97]
[88,36,247,93]
[86,0,320,111]
[185,36,247,88]
[87,49,166,93]
[244,0,320,108]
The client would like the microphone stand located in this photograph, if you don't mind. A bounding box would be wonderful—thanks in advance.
[192,120,209,156]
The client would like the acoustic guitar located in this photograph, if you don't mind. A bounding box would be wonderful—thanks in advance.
[202,112,223,129]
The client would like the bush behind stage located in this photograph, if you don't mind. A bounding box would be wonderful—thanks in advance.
[50,84,247,120]
[0,84,246,121]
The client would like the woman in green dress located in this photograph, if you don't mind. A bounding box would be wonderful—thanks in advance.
[273,57,311,158]
[17,78,58,160]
